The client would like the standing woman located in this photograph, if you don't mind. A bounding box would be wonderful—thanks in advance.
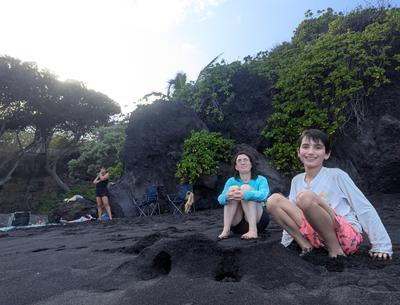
[93,167,113,220]
[217,151,270,240]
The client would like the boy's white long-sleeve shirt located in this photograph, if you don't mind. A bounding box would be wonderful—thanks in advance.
[281,167,393,255]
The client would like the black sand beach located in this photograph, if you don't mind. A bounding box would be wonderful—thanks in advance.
[1,193,399,305]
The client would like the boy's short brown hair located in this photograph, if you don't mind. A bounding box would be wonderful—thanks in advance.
[298,129,331,153]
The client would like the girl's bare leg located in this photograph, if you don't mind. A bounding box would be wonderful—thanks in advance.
[240,200,263,239]
[218,200,243,239]
[239,184,262,239]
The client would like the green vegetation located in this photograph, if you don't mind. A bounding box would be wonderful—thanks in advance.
[3,5,400,211]
[256,7,400,173]
[169,60,241,122]
[0,55,120,189]
[168,7,400,175]
[176,130,234,184]
[68,122,127,180]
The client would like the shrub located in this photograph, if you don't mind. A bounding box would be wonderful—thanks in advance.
[176,130,234,184]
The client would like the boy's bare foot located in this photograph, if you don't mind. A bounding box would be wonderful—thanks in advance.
[299,247,313,257]
[328,249,345,258]
[240,231,258,240]
[369,252,391,260]
[297,239,313,255]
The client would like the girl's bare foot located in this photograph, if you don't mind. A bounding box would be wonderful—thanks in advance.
[240,231,258,240]
[218,231,232,240]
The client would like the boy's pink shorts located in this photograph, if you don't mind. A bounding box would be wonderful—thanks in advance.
[299,211,363,255]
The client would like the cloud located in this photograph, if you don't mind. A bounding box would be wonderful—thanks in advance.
[0,0,225,113]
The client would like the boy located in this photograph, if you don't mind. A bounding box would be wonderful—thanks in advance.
[267,129,392,259]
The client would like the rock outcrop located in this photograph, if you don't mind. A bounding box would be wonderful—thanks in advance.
[200,68,274,150]
[328,76,400,194]
[111,100,207,217]
[112,91,290,216]
[2,70,400,217]
[48,197,97,223]
[114,75,400,215]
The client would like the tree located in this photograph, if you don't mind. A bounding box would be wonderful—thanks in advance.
[68,122,127,180]
[167,72,187,98]
[0,55,121,190]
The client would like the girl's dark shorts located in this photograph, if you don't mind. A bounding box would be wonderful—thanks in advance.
[231,209,270,234]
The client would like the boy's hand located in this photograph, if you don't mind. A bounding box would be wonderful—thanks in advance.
[369,251,391,260]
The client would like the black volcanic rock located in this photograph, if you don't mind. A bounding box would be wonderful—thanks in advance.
[201,67,274,150]
[48,197,97,223]
[328,78,400,194]
[113,97,289,216]
[112,100,207,217]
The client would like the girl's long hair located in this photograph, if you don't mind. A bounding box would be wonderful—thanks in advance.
[232,150,258,180]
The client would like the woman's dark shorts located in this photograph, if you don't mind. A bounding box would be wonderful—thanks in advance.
[96,188,109,197]
[231,209,270,234]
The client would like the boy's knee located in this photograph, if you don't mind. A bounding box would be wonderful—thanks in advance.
[266,193,285,212]
[296,190,316,210]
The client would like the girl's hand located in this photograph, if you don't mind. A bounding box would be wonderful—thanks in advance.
[233,189,243,200]
[369,251,391,260]
[227,189,236,201]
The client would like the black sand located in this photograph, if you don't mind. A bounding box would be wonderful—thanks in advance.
[1,193,399,305]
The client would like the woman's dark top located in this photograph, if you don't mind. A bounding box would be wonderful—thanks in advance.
[96,179,109,197]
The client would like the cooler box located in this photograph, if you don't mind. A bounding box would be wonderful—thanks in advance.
[9,212,31,226]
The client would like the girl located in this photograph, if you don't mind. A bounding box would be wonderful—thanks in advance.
[218,151,270,240]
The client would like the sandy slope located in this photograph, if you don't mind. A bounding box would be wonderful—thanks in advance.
[0,193,399,305]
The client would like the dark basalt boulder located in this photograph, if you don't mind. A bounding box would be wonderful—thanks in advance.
[108,75,400,216]
[200,67,274,150]
[328,78,400,194]
[112,95,289,215]
[48,197,97,223]
[111,100,207,217]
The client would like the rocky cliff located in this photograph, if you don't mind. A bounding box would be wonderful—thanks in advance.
[110,73,288,217]
[1,72,399,216]
[111,75,400,217]
[328,75,400,194]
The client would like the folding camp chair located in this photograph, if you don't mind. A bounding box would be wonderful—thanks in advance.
[131,197,147,216]
[140,185,160,216]
[166,184,193,215]
[127,185,147,216]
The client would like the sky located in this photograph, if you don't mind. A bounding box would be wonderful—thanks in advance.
[1,0,400,113]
